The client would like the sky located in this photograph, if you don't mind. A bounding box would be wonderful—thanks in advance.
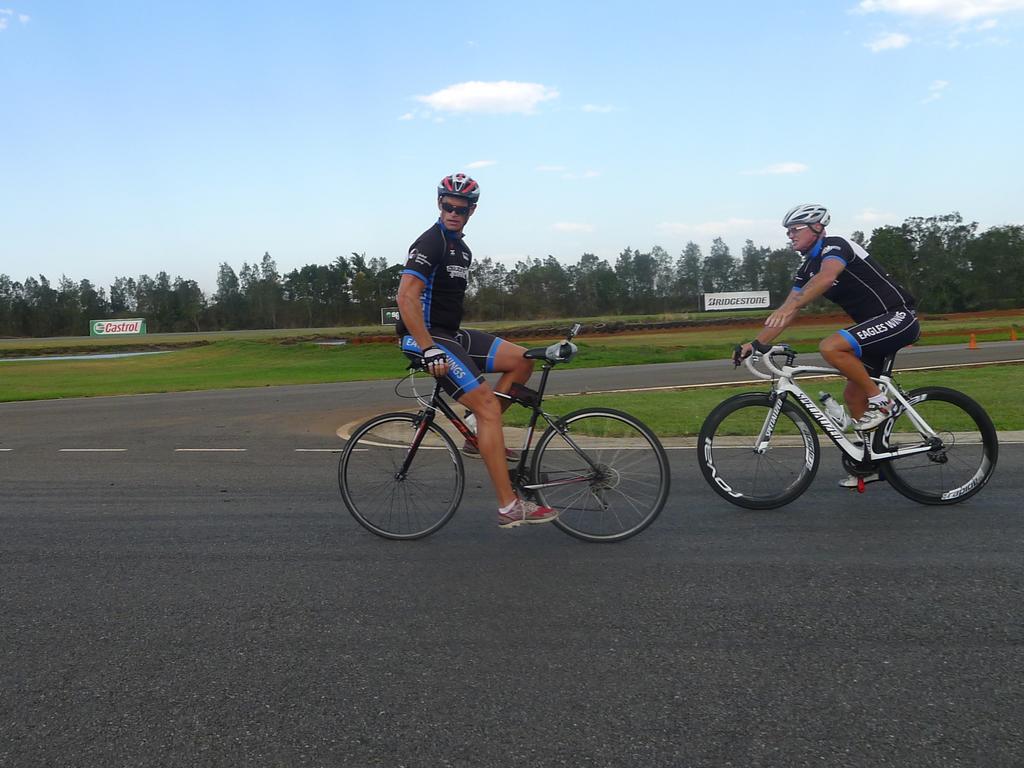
[2,0,1023,295]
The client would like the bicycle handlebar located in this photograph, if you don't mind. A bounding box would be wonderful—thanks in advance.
[742,343,794,380]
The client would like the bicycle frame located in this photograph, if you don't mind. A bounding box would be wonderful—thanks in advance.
[402,325,604,495]
[743,347,942,463]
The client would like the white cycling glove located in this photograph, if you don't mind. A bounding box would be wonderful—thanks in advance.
[422,345,448,375]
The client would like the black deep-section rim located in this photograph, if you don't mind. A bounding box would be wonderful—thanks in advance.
[697,392,820,510]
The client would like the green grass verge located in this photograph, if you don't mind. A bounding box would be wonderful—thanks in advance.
[0,311,1021,404]
[502,364,1024,435]
[0,340,403,401]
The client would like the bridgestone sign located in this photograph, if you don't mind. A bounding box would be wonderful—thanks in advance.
[90,319,147,336]
[702,291,771,311]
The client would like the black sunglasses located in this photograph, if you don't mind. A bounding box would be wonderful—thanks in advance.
[440,201,472,216]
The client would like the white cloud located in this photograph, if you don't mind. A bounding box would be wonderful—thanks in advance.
[657,218,763,236]
[921,79,950,102]
[561,170,601,180]
[977,17,1000,26]
[416,81,559,115]
[856,0,1024,21]
[866,31,912,50]
[856,208,899,223]
[552,222,594,233]
[741,162,809,176]
[466,160,496,169]
[398,112,414,121]
[582,104,615,113]
[536,165,567,172]
[0,9,28,30]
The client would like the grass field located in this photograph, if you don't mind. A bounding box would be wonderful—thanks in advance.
[1,311,1021,414]
[501,364,1024,435]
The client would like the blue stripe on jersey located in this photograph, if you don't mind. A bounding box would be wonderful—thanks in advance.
[807,240,824,260]
[421,270,436,328]
[401,268,428,283]
[838,328,862,357]
[823,254,847,265]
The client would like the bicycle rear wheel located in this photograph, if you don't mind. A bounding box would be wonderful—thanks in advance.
[697,392,820,509]
[339,412,464,539]
[531,408,670,542]
[875,386,998,505]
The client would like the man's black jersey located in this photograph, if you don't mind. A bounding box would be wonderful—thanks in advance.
[396,221,472,336]
[793,236,915,323]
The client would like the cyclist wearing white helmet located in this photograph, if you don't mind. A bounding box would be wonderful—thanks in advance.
[396,173,559,528]
[736,204,919,485]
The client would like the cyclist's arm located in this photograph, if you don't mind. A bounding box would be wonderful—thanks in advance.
[396,273,437,353]
[764,259,845,329]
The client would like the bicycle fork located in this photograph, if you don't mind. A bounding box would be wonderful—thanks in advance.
[755,393,787,453]
[395,409,436,481]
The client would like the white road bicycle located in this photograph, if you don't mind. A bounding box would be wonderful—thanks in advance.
[697,343,998,509]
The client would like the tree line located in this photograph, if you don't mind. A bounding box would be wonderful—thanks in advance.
[1,213,1021,337]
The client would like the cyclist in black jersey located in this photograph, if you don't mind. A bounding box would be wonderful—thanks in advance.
[736,204,920,484]
[395,173,559,528]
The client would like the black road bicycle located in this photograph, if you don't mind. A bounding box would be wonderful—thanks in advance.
[697,343,998,509]
[338,324,670,541]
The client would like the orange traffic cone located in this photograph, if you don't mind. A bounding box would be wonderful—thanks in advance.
[968,333,977,349]
[1012,326,1019,341]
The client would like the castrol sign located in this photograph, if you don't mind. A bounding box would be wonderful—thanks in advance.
[89,319,147,336]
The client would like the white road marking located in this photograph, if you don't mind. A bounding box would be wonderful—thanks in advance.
[174,448,247,452]
[59,448,128,452]
[294,448,343,453]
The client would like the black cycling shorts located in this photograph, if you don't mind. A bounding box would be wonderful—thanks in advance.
[399,328,506,399]
[838,309,920,376]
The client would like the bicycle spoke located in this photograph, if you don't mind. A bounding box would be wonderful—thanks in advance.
[880,388,997,505]
[339,414,463,539]
[534,409,669,542]
[697,394,819,509]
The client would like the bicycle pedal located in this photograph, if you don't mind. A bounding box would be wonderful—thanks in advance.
[857,476,866,493]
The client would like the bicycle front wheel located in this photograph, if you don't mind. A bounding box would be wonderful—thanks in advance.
[338,412,464,540]
[698,392,820,509]
[875,386,998,505]
[531,408,670,542]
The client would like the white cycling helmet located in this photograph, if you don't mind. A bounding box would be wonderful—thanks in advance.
[782,203,830,228]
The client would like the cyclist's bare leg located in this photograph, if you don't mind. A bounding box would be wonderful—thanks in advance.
[819,333,881,419]
[458,383,517,507]
[843,379,870,420]
[488,340,534,413]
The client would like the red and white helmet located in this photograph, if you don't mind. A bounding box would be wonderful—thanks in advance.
[437,173,480,203]
[782,203,830,228]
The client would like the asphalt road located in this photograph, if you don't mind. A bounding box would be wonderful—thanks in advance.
[2,342,1022,767]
